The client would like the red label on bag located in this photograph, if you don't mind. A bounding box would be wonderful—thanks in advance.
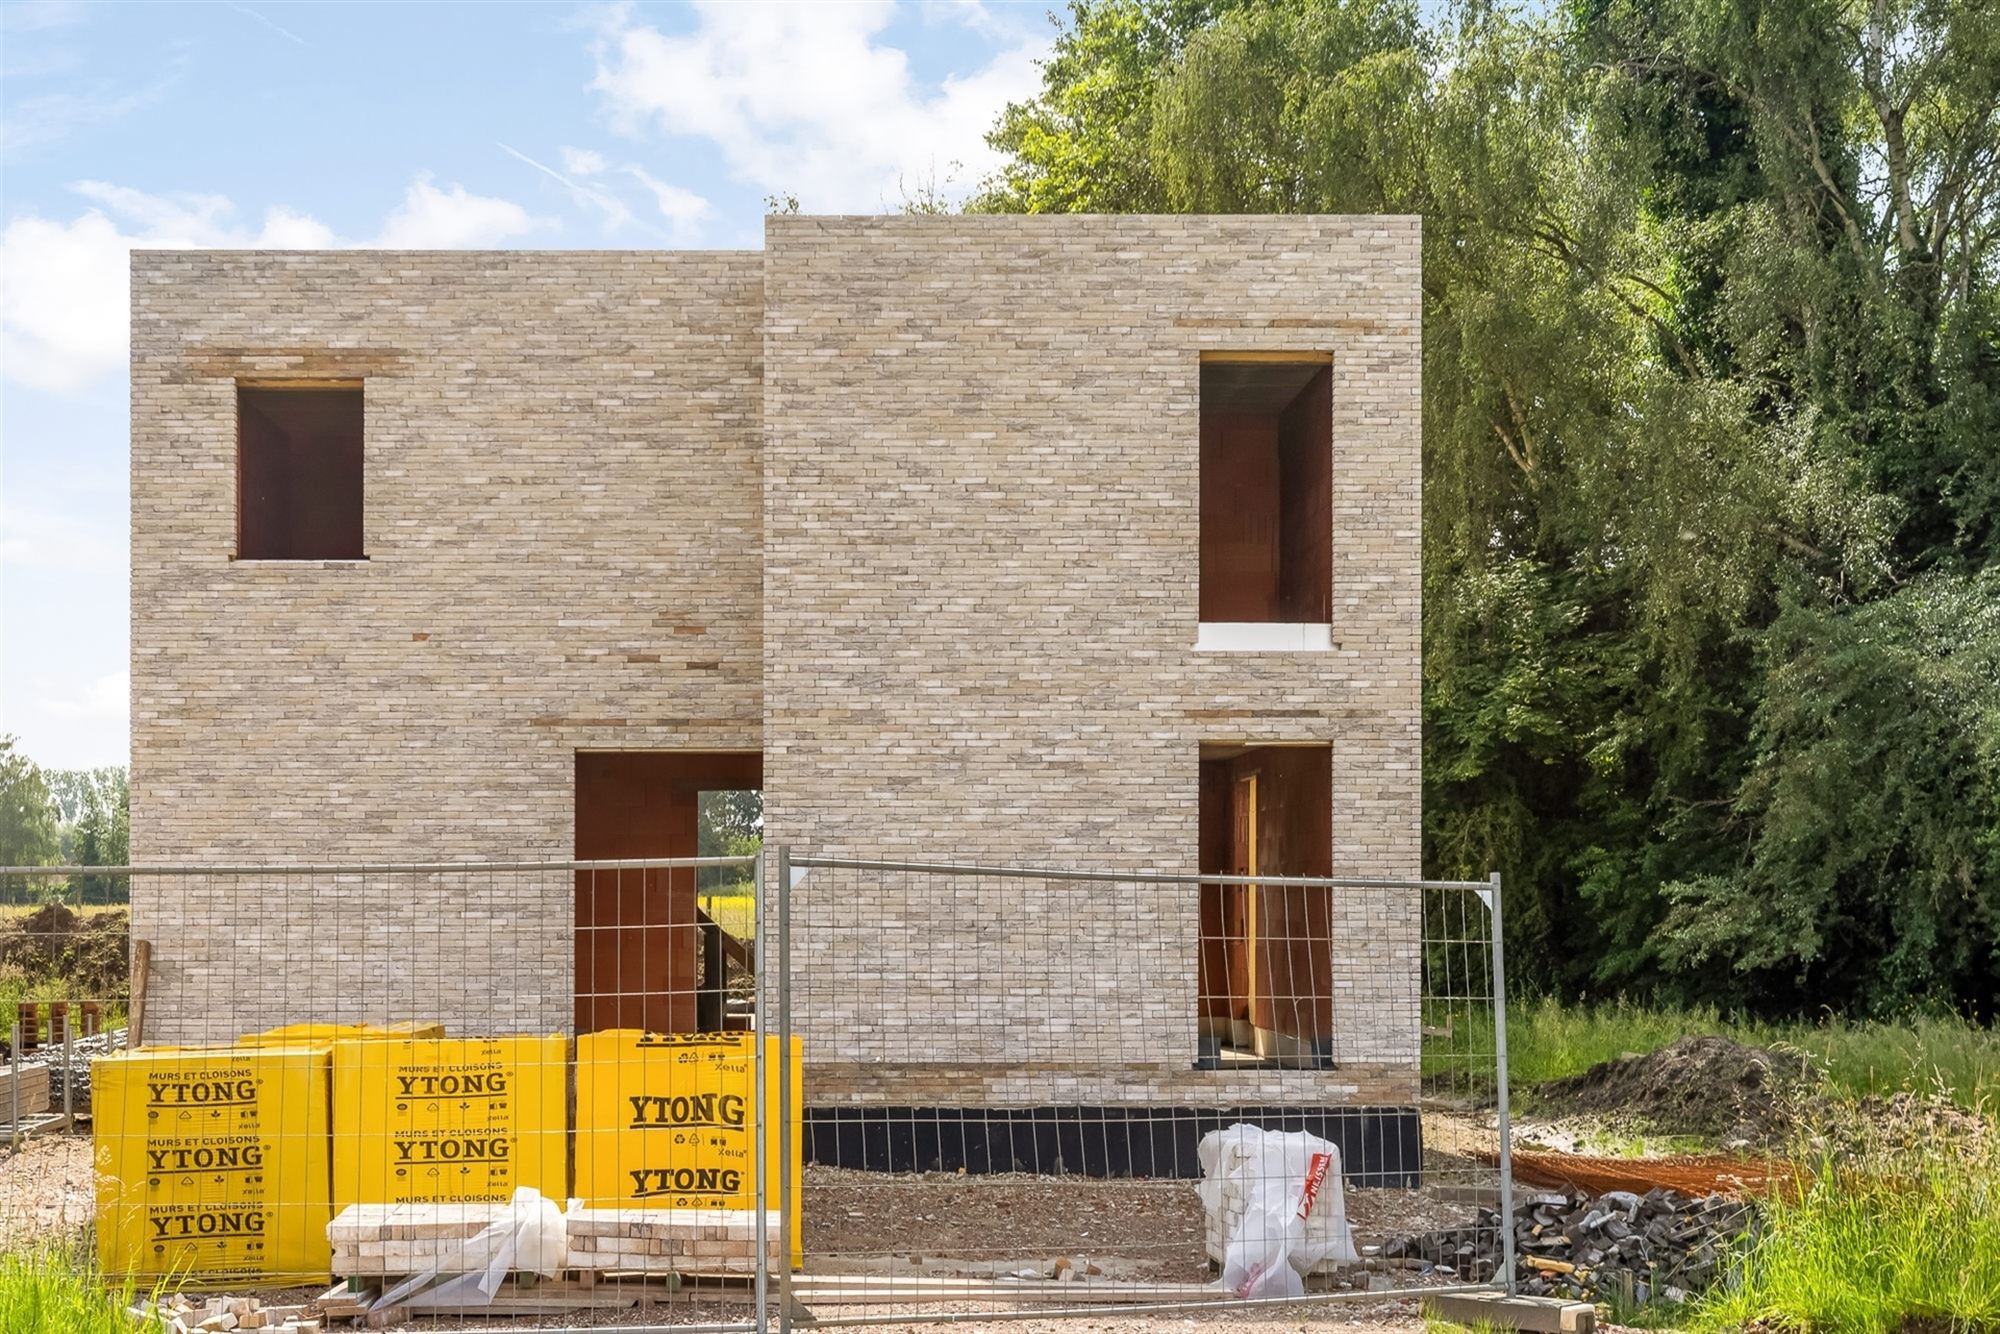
[1297,1151,1333,1220]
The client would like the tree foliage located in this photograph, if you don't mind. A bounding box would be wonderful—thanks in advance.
[0,736,58,871]
[978,0,2000,1016]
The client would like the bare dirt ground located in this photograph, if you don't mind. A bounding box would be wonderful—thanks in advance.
[801,1164,1494,1282]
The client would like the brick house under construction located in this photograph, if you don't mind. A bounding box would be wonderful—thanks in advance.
[129,215,1423,1174]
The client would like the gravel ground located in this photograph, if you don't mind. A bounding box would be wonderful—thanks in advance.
[0,1131,94,1247]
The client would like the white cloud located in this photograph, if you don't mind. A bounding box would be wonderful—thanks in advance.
[588,0,1045,212]
[500,142,640,234]
[373,176,544,249]
[561,146,610,177]
[40,670,129,722]
[623,166,712,240]
[1,176,544,391]
[0,501,126,573]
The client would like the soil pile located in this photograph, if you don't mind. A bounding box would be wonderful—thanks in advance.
[1537,1035,1820,1146]
[0,903,129,998]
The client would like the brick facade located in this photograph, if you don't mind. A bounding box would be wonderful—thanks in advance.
[130,218,1421,1102]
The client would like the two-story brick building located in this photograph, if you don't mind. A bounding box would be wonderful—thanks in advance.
[129,215,1422,1171]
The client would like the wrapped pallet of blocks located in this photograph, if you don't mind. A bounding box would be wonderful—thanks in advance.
[331,1035,568,1210]
[93,1044,332,1284]
[573,1030,801,1269]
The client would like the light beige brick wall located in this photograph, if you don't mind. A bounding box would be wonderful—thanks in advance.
[761,216,1423,1102]
[129,251,764,1042]
[130,223,1423,1104]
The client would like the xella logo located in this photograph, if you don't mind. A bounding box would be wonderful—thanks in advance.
[1296,1152,1334,1220]
[146,1078,256,1107]
[393,1136,512,1163]
[395,1071,508,1098]
[626,1092,746,1130]
[628,1166,742,1199]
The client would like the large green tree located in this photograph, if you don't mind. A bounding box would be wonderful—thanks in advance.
[978,0,2000,1016]
[0,736,59,873]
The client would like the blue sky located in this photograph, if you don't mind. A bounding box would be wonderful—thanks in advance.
[0,0,1055,769]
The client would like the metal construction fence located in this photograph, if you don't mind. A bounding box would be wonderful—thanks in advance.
[0,854,1512,1332]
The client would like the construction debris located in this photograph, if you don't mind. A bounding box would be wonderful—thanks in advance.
[1386,1185,1758,1304]
[127,1292,317,1333]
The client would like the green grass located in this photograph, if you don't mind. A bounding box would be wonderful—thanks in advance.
[1690,1140,2000,1333]
[1425,996,2000,1108]
[0,1248,163,1334]
[699,892,757,942]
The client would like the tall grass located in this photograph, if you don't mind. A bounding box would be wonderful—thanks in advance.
[1426,996,2000,1108]
[0,1248,162,1334]
[1691,1140,2000,1333]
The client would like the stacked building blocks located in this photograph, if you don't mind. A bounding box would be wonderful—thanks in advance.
[325,1201,506,1278]
[566,1206,784,1277]
[330,1034,568,1208]
[93,1044,333,1284]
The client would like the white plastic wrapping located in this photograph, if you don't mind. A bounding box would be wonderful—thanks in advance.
[1196,1123,1360,1298]
[371,1187,569,1311]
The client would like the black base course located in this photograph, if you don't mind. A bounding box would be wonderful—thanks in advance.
[802,1105,1423,1187]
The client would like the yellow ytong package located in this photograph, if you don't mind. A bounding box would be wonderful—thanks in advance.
[331,1035,568,1209]
[94,1045,333,1284]
[239,1021,445,1047]
[573,1031,802,1261]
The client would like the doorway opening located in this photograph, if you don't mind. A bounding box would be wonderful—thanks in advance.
[1197,743,1333,1067]
[574,751,761,1035]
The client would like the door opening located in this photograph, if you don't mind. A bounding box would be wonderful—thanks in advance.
[574,751,761,1035]
[1198,744,1333,1067]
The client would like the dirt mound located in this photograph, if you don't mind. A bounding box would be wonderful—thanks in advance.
[1537,1035,1820,1146]
[0,904,129,997]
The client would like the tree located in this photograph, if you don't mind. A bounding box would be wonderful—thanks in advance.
[975,0,1999,1014]
[0,736,59,874]
[698,789,763,891]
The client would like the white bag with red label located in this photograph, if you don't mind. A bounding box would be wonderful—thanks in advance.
[1196,1123,1360,1299]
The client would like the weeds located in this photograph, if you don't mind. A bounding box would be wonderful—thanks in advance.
[0,1247,163,1334]
[1691,1135,2000,1333]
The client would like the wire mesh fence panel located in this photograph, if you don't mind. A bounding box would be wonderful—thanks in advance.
[0,858,776,1334]
[0,854,1509,1330]
[774,853,1510,1326]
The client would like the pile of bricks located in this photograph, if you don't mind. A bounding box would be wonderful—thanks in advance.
[325,1201,783,1281]
[567,1207,783,1277]
[127,1294,317,1333]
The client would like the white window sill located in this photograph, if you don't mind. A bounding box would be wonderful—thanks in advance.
[229,557,371,565]
[1195,622,1332,652]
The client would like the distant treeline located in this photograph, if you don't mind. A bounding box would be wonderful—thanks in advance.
[0,737,128,903]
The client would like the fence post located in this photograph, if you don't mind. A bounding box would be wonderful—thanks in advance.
[753,847,770,1334]
[7,1021,19,1151]
[1489,870,1517,1295]
[776,845,795,1333]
